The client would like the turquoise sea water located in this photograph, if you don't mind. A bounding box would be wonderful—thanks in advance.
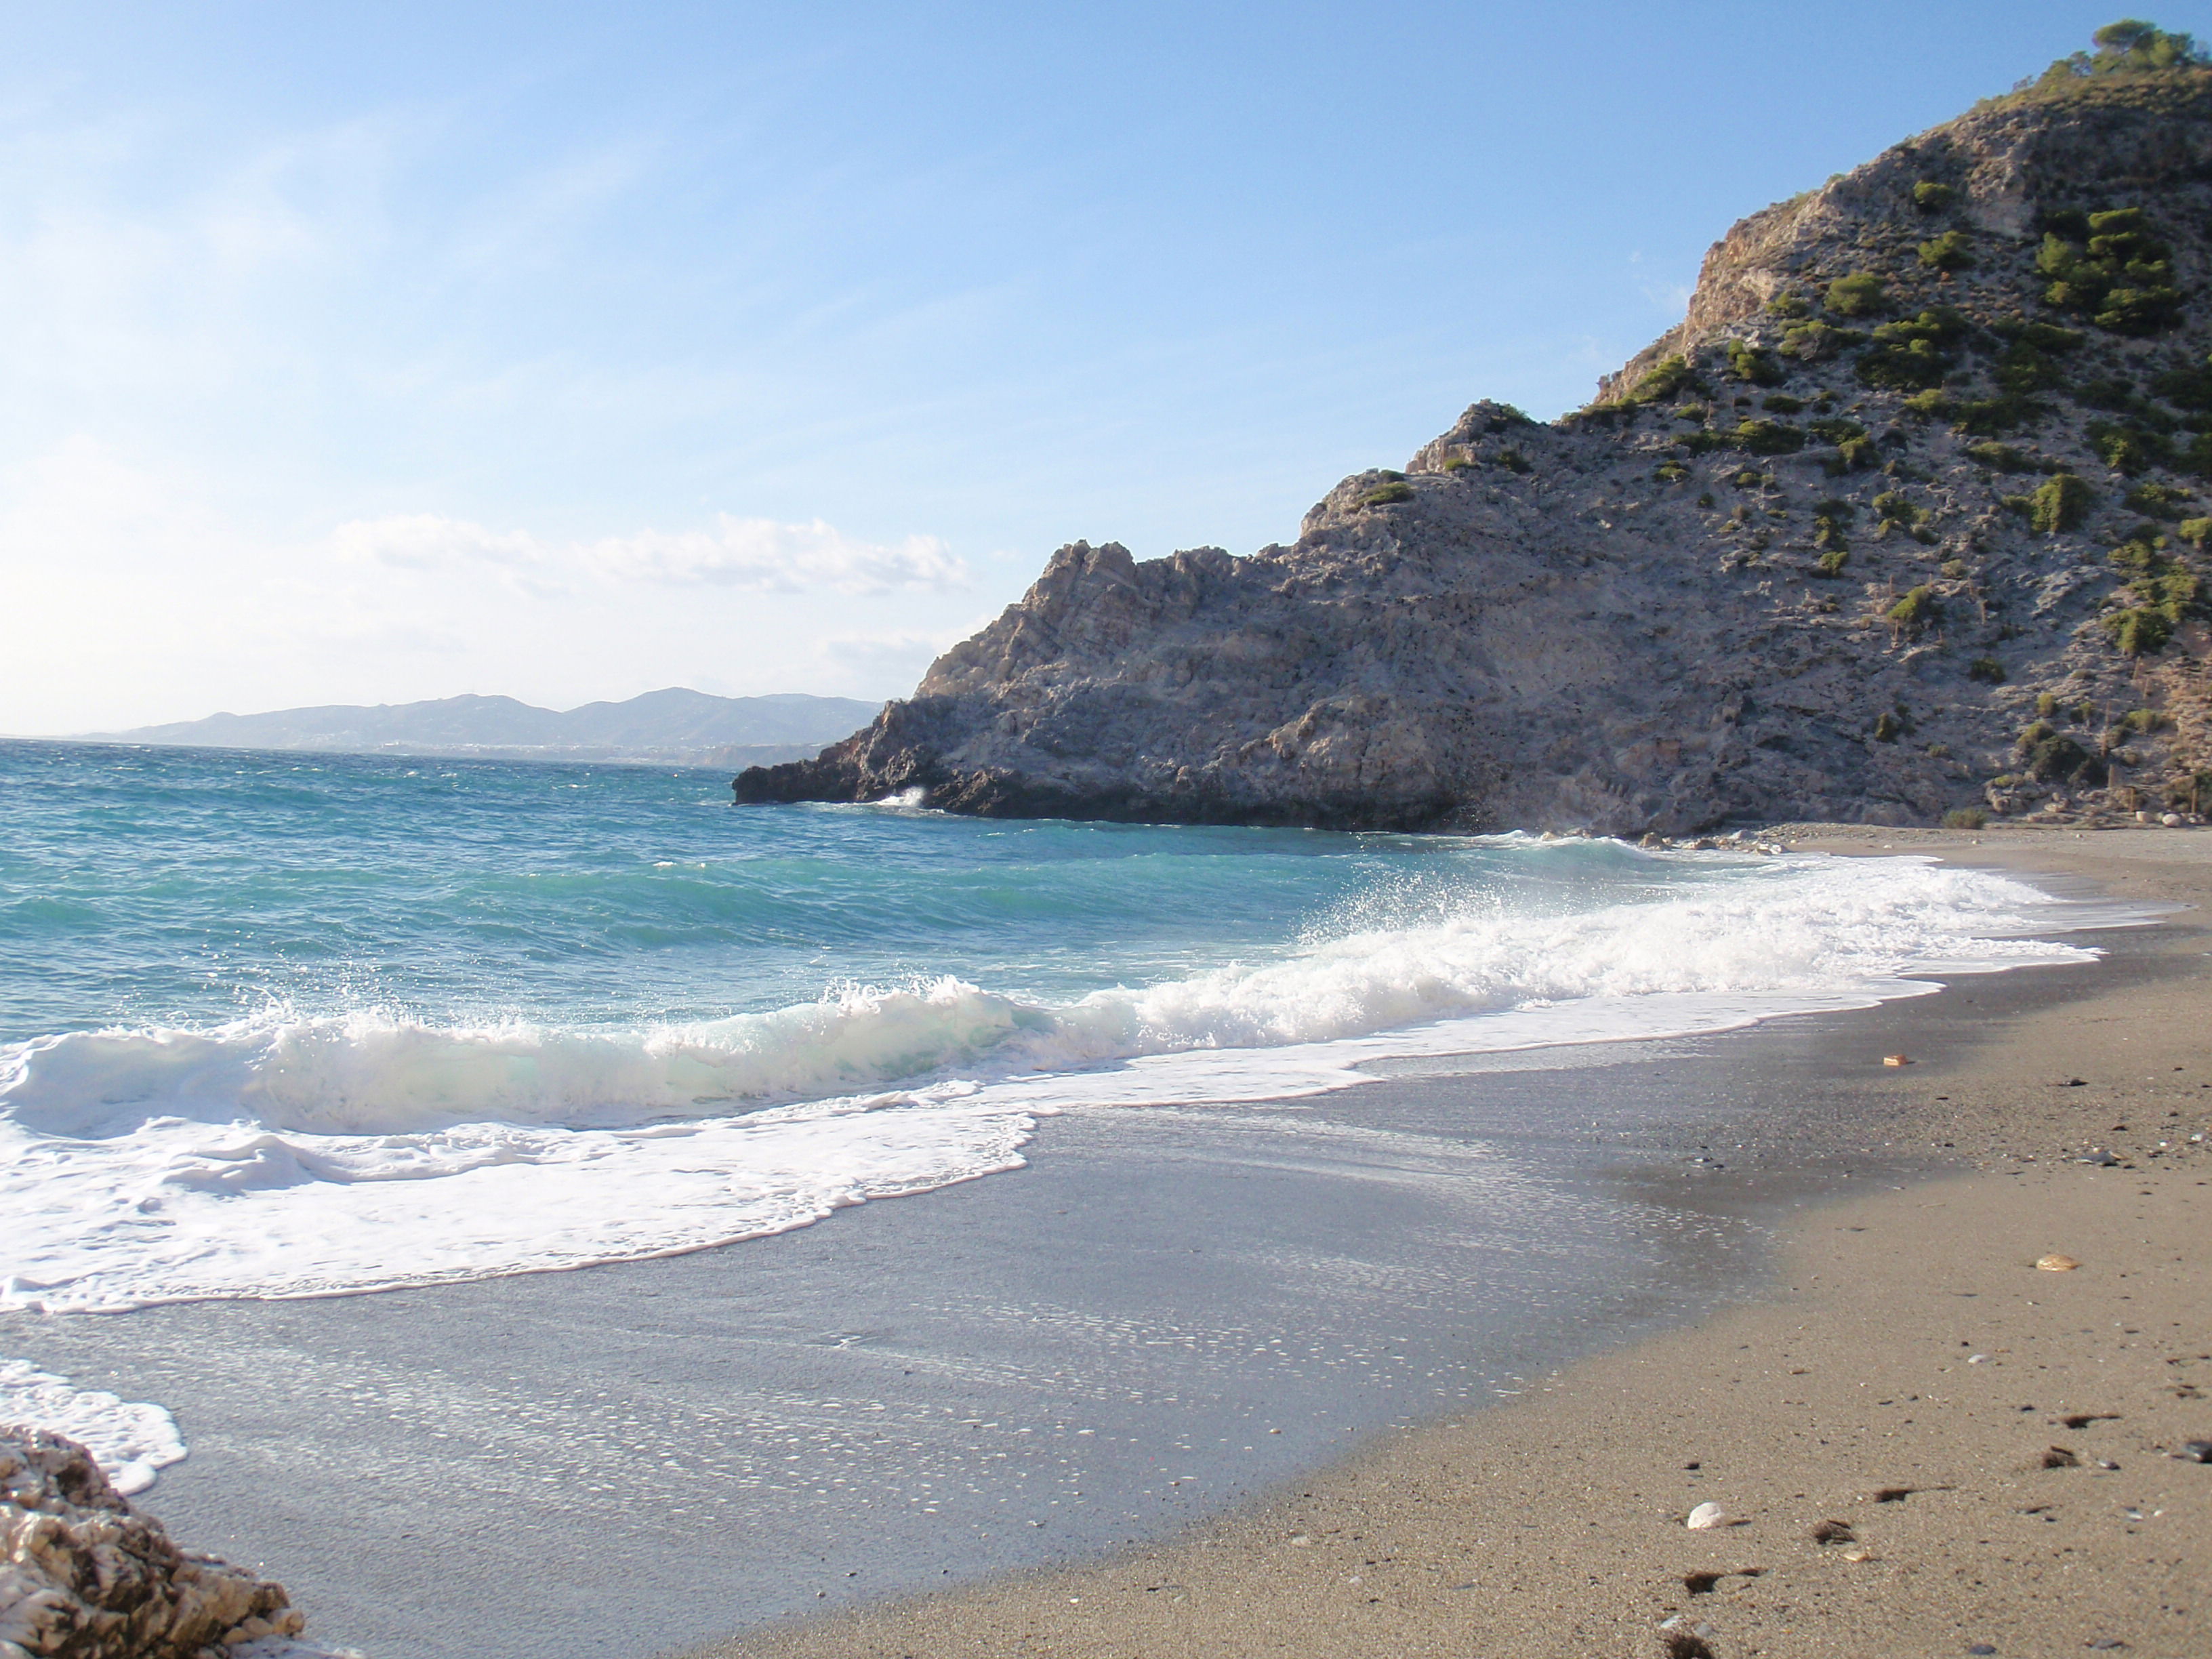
[0,737,2097,1322]
[0,738,1639,1040]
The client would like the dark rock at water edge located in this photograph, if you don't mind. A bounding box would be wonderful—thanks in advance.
[0,1425,349,1657]
[741,60,2212,836]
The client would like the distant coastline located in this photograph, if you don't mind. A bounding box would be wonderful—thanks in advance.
[58,686,882,770]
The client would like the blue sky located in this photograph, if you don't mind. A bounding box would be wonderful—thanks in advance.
[3,1,2200,731]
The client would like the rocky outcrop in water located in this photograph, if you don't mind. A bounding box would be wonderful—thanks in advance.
[741,49,2212,835]
[0,1427,342,1658]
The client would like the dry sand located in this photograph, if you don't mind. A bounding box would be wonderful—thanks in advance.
[693,827,2211,1659]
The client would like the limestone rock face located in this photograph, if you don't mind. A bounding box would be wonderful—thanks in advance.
[741,72,2212,834]
[0,1427,337,1659]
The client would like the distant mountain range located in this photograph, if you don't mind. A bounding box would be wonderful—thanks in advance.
[84,689,884,769]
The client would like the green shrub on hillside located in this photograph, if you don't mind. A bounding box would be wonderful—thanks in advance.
[2026,733,2097,783]
[2089,420,2171,474]
[1991,321,2084,396]
[1625,355,1700,404]
[1763,393,1806,414]
[2152,359,2212,413]
[1826,272,1888,317]
[2074,372,2142,412]
[1827,436,1879,473]
[1887,585,1940,630]
[1918,230,1973,271]
[2031,472,2095,531]
[2108,607,2173,654]
[1360,480,1416,506]
[2102,524,2200,655]
[2126,480,2194,518]
[1873,711,1904,741]
[1727,340,1784,386]
[1495,447,1532,474]
[1767,292,1811,319]
[1858,308,1970,391]
[1814,548,1850,577]
[2097,287,2186,333]
[1943,806,1989,830]
[1968,657,2007,683]
[1733,419,1805,455]
[1912,180,1958,211]
[2036,203,2184,334]
[1951,394,2044,435]
[1968,441,2043,472]
[1778,320,1864,362]
[2178,516,2212,548]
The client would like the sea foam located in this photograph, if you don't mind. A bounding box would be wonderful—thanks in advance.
[0,851,2105,1312]
[0,1357,186,1494]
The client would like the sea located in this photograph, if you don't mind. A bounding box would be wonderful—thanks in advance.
[0,737,2117,1650]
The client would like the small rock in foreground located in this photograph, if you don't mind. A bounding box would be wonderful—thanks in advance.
[1684,1500,1732,1530]
[0,1424,357,1658]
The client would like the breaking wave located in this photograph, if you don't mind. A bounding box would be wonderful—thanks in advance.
[0,851,2108,1312]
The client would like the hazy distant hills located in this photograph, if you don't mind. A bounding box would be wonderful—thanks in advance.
[86,689,884,769]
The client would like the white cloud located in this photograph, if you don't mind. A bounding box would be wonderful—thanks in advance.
[588,514,966,592]
[332,513,543,570]
[328,510,968,595]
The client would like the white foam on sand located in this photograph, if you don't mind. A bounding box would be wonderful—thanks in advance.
[0,853,2114,1312]
[0,1357,186,1494]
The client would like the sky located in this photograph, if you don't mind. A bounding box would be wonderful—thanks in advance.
[3,1,2203,733]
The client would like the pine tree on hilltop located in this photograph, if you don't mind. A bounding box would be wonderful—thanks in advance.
[2030,18,2210,89]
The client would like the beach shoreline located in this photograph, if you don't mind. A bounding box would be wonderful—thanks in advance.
[688,825,2212,1659]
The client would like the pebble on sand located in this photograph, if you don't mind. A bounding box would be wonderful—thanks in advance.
[2034,1253,2081,1272]
[1685,1501,1732,1530]
[1883,1054,1912,1067]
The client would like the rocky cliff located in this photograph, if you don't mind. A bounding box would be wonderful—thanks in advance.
[740,49,2212,835]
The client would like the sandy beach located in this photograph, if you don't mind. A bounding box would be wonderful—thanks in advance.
[694,827,2211,1659]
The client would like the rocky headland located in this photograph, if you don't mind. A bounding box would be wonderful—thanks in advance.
[741,41,2212,835]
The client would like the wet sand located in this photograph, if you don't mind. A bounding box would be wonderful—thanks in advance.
[691,827,2212,1659]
